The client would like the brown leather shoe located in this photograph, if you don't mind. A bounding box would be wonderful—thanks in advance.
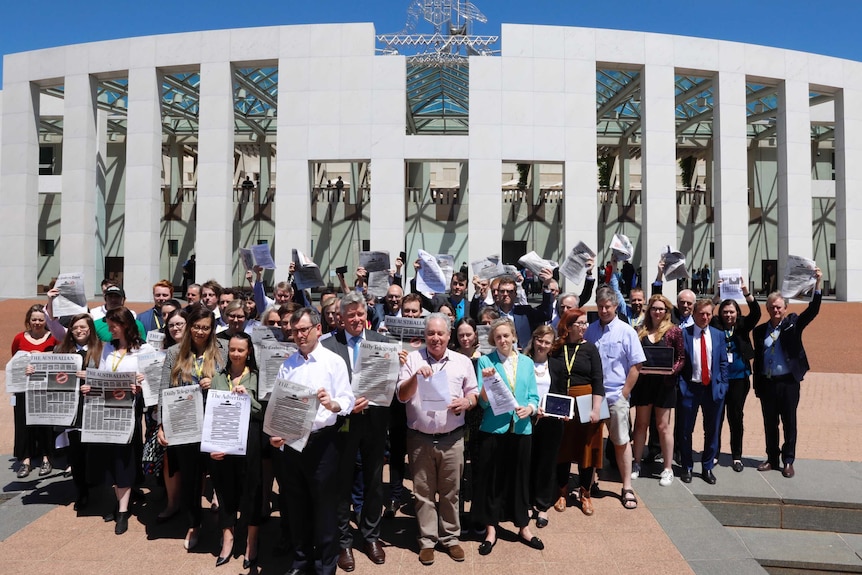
[447,544,465,562]
[757,461,777,472]
[418,548,435,565]
[365,540,386,565]
[553,488,567,512]
[337,547,356,572]
[579,486,594,516]
[782,463,795,478]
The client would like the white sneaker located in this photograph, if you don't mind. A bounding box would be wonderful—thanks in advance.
[631,462,641,480]
[659,469,673,486]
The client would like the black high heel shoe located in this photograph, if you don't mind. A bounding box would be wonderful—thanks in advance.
[215,555,230,567]
[242,556,258,569]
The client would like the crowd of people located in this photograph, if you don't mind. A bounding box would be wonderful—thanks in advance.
[8,255,823,575]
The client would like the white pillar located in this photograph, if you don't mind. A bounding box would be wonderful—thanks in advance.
[369,158,405,253]
[196,61,235,285]
[60,74,98,296]
[834,88,862,301]
[564,55,598,298]
[641,63,679,294]
[776,79,813,280]
[275,57,311,272]
[94,109,108,289]
[0,80,40,297]
[125,67,163,301]
[713,70,750,278]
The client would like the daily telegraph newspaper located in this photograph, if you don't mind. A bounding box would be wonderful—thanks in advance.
[137,352,166,408]
[26,353,83,426]
[263,378,320,452]
[257,341,297,400]
[610,233,634,262]
[161,384,204,446]
[352,341,400,406]
[200,389,251,455]
[718,269,744,301]
[81,369,137,444]
[360,250,391,298]
[781,255,817,299]
[52,272,89,317]
[559,242,597,286]
[5,351,31,394]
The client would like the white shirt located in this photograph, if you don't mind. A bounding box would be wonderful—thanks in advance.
[691,325,712,384]
[276,342,355,433]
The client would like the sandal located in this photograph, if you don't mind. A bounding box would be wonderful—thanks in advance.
[579,486,594,516]
[621,488,638,510]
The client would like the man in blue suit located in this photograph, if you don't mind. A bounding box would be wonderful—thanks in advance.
[678,299,729,484]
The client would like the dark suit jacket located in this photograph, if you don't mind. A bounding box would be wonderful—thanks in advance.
[679,324,729,402]
[752,292,821,391]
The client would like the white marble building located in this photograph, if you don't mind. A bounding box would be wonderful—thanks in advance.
[1,23,860,301]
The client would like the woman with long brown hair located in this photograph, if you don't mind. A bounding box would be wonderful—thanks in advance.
[549,308,604,516]
[96,306,153,535]
[53,313,103,511]
[158,305,227,550]
[631,294,684,486]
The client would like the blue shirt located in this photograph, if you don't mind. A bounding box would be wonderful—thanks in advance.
[585,317,646,404]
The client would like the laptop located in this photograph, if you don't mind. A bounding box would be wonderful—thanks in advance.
[640,346,675,375]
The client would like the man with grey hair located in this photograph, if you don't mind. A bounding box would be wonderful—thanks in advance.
[397,313,478,565]
[322,291,399,570]
[584,287,645,510]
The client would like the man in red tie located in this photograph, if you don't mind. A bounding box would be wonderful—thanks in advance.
[678,299,729,484]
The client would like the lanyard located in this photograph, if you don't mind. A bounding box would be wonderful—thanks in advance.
[110,349,128,372]
[193,355,205,379]
[563,343,582,376]
[502,353,518,392]
[228,367,248,391]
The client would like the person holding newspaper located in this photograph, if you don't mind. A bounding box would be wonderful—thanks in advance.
[158,305,228,549]
[208,332,263,568]
[473,318,543,555]
[95,307,155,535]
[11,304,57,479]
[752,267,822,479]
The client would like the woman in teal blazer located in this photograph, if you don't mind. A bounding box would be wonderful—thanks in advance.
[474,318,544,555]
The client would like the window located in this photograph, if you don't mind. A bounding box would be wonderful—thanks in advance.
[39,239,55,256]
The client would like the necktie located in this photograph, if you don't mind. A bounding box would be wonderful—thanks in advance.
[350,335,362,369]
[700,329,710,386]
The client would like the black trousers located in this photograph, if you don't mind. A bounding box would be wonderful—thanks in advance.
[336,407,389,549]
[759,374,800,465]
[529,417,563,512]
[171,443,205,528]
[281,425,340,575]
[387,400,407,501]
[208,420,262,529]
[473,431,532,529]
[718,376,751,460]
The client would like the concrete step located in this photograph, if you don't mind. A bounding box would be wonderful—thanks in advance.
[730,526,862,574]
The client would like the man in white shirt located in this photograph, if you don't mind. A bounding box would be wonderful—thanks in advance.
[269,307,355,575]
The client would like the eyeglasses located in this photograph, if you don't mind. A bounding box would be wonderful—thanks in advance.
[498,288,515,294]
[168,322,186,330]
[227,314,246,320]
[190,324,212,333]
[568,321,589,328]
[290,325,315,337]
[649,307,667,313]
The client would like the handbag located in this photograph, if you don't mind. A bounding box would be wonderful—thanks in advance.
[141,432,165,476]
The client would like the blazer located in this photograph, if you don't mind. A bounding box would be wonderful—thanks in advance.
[752,292,821,389]
[321,328,390,380]
[679,324,729,402]
[476,350,540,435]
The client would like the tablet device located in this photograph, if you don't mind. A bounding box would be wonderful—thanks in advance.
[640,346,675,375]
[540,393,575,419]
[576,394,610,423]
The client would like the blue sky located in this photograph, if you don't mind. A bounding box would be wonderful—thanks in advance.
[1,0,860,88]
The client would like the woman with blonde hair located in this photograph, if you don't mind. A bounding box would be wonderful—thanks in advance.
[631,294,685,486]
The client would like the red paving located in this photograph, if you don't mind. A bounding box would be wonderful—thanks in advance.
[1,296,860,575]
